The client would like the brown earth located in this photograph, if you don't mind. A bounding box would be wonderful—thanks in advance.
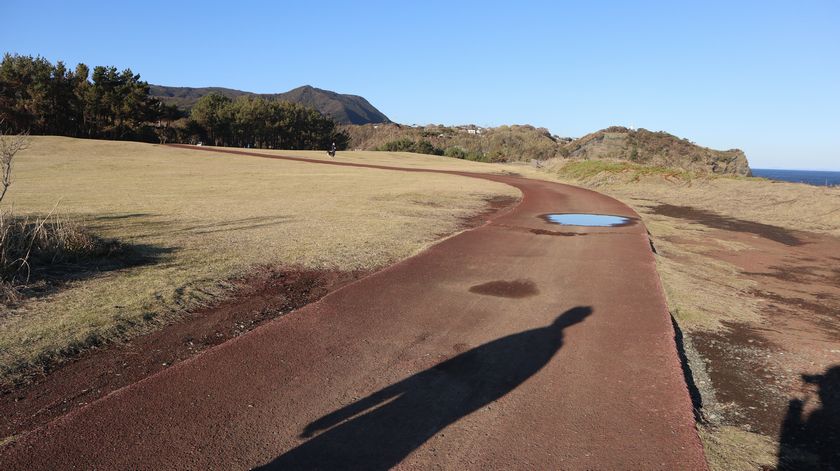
[0,147,707,470]
[0,268,364,444]
[648,204,840,469]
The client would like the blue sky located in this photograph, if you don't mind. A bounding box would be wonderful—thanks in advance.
[2,0,839,169]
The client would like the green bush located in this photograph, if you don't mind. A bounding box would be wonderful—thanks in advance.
[377,138,416,152]
[444,147,467,159]
[378,139,442,156]
[415,140,443,156]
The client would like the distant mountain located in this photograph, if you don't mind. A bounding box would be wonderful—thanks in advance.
[275,86,391,126]
[148,85,249,108]
[149,84,390,125]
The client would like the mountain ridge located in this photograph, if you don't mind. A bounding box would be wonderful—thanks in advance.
[149,84,391,125]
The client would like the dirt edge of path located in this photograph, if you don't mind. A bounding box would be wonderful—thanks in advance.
[0,267,364,445]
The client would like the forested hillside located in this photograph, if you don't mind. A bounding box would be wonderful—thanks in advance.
[0,54,347,150]
[150,84,390,125]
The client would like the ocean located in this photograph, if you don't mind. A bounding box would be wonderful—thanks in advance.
[751,169,840,187]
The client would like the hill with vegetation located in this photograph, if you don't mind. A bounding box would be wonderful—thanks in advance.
[345,124,562,162]
[345,124,751,175]
[565,127,751,176]
[150,84,390,125]
[146,85,249,108]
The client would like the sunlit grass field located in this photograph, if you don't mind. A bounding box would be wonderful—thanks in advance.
[0,137,519,385]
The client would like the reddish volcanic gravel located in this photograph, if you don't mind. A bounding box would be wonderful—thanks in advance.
[0,147,708,470]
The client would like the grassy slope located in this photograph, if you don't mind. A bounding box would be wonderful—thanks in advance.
[551,159,840,236]
[547,159,840,470]
[0,137,518,384]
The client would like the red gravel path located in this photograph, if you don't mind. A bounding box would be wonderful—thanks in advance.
[0,147,707,470]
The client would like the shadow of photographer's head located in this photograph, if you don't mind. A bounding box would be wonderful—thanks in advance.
[552,306,593,329]
[802,365,840,405]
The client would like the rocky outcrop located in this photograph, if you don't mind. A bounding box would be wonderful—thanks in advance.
[563,127,751,176]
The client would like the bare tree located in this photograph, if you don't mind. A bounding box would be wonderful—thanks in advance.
[0,124,30,204]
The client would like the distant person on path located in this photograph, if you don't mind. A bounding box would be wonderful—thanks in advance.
[328,142,337,158]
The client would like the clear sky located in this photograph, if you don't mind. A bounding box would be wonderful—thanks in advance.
[2,0,838,170]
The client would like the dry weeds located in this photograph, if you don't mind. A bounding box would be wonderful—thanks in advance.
[699,425,777,471]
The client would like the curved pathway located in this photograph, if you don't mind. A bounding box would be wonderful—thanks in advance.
[0,147,707,470]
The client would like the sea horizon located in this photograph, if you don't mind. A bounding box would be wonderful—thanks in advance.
[752,168,840,187]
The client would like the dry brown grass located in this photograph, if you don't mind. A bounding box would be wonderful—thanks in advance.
[542,159,840,470]
[545,158,840,335]
[699,425,777,471]
[647,225,762,332]
[0,137,519,385]
[549,158,840,237]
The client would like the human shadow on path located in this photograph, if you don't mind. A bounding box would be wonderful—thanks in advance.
[778,364,840,470]
[257,306,592,470]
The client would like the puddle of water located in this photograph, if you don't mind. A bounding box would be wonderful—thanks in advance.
[541,213,633,227]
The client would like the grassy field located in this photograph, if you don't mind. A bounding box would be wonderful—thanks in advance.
[0,137,519,385]
[4,141,838,469]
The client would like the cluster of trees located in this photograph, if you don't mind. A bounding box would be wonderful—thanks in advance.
[0,53,347,150]
[0,53,171,140]
[182,93,348,150]
[441,146,486,161]
[374,138,491,161]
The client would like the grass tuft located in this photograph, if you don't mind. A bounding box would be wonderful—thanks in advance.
[1,208,119,301]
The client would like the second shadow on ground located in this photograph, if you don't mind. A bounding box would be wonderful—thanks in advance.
[257,306,593,470]
[777,364,840,470]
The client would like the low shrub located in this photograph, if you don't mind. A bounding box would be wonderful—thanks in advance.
[377,139,443,156]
